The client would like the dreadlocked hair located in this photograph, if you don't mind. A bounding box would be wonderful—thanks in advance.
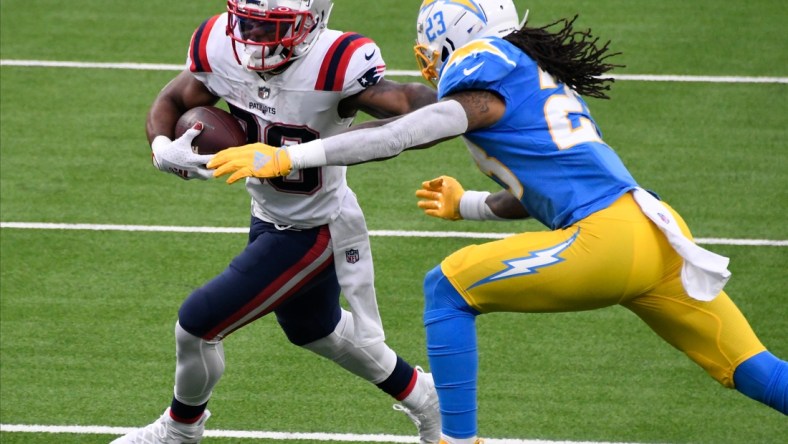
[503,15,623,99]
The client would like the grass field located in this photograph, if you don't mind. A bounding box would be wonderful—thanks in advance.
[1,1,786,443]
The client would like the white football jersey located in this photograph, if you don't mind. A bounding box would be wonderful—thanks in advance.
[186,14,387,227]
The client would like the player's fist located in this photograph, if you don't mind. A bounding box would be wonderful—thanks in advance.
[416,175,466,220]
[151,123,214,180]
[208,143,292,184]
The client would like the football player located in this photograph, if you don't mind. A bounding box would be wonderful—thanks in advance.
[209,0,788,442]
[111,1,440,443]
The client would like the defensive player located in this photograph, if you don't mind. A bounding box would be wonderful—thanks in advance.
[111,1,441,443]
[208,0,788,442]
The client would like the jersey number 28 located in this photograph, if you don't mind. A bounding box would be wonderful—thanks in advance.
[233,108,322,195]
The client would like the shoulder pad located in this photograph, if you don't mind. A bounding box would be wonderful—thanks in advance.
[314,32,379,92]
[438,38,518,97]
[188,15,223,73]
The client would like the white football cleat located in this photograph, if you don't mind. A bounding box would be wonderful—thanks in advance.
[393,367,441,444]
[110,408,210,444]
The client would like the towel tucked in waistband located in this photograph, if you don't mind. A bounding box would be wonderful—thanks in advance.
[632,188,731,301]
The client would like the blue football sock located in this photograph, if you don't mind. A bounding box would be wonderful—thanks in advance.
[423,266,481,439]
[733,350,787,414]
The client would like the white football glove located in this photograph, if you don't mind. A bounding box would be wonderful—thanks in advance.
[151,123,214,180]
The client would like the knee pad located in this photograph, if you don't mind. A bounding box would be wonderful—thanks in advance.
[174,321,226,405]
[423,266,444,308]
[423,265,478,326]
[301,309,396,383]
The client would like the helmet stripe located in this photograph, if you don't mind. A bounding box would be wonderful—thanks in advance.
[420,0,439,9]
[422,0,486,22]
[188,15,221,73]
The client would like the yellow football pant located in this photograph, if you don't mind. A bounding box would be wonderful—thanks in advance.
[440,192,765,387]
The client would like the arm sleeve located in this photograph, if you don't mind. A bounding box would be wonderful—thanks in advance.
[288,99,468,168]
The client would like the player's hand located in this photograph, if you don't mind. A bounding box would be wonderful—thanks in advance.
[416,175,465,221]
[207,143,293,184]
[151,123,214,180]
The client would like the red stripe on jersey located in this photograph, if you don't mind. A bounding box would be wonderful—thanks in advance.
[203,226,333,340]
[189,15,220,73]
[315,33,374,91]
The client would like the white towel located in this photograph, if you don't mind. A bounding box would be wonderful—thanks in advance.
[328,191,386,346]
[632,188,731,301]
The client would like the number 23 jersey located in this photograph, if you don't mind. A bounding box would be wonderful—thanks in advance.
[187,13,387,227]
[438,37,639,230]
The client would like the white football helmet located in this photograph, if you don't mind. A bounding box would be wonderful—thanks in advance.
[226,0,333,72]
[415,0,519,85]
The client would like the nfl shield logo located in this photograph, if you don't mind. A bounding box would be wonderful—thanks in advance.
[345,248,360,264]
[258,86,270,99]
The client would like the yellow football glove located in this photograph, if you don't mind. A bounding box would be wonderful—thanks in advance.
[207,143,292,184]
[415,175,465,221]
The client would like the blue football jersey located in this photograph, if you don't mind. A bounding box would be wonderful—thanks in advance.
[437,37,638,229]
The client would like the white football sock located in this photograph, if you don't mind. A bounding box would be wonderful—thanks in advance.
[400,369,433,411]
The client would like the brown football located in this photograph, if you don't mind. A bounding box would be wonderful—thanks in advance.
[175,106,247,155]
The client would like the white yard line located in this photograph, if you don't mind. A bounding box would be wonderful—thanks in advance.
[0,222,785,247]
[2,59,787,84]
[0,423,641,444]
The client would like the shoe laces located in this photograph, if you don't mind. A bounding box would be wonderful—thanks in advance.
[393,402,424,426]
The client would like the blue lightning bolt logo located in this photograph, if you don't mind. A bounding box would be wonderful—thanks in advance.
[468,229,580,290]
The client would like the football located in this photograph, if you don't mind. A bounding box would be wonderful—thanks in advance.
[175,106,247,155]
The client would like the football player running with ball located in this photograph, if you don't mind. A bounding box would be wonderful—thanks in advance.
[112,1,440,443]
[209,0,788,442]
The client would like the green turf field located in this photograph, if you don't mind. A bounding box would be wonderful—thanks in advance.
[1,1,786,443]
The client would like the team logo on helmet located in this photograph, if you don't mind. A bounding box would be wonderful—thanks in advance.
[420,0,486,22]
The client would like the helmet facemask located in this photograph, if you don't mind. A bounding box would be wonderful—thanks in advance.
[414,39,441,88]
[227,0,319,72]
